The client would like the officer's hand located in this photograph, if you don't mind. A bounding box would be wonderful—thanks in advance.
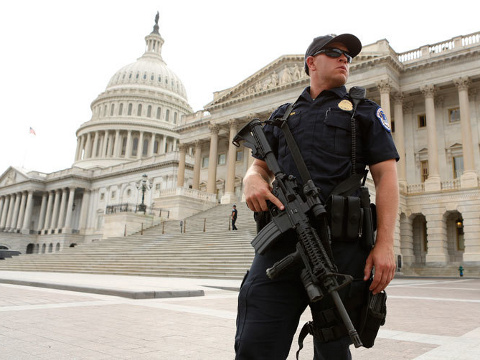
[363,239,396,294]
[244,173,284,212]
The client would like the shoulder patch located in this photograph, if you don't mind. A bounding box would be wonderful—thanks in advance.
[376,107,391,132]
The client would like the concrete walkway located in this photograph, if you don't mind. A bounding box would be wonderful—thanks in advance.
[1,271,479,359]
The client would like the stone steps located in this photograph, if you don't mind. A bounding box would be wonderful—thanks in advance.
[0,203,257,279]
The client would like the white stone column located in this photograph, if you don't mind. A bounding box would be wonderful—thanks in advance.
[49,189,61,233]
[0,197,4,229]
[85,133,92,158]
[21,191,34,234]
[222,120,238,203]
[75,138,81,161]
[43,191,54,234]
[37,192,48,233]
[192,140,202,190]
[106,132,114,157]
[57,188,68,232]
[0,195,10,230]
[462,203,480,262]
[454,77,478,188]
[400,215,415,266]
[177,144,187,187]
[125,131,133,158]
[78,135,86,160]
[425,212,448,264]
[137,131,144,159]
[10,193,21,232]
[101,130,109,158]
[421,85,441,191]
[207,124,219,194]
[148,133,156,157]
[113,130,121,157]
[63,187,76,233]
[78,190,91,235]
[5,194,16,231]
[393,93,407,192]
[92,131,99,158]
[377,80,392,127]
[16,191,27,232]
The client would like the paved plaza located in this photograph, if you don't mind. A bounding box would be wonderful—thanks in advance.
[0,271,479,359]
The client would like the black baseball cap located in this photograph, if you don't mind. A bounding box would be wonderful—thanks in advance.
[304,34,362,75]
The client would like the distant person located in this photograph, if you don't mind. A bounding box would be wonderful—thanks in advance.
[231,205,238,230]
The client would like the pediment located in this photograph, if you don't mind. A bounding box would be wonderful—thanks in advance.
[0,167,31,187]
[206,55,307,108]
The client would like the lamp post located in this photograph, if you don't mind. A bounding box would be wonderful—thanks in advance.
[137,174,151,214]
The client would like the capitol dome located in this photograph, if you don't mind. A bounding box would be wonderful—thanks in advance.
[74,13,193,169]
[106,35,188,100]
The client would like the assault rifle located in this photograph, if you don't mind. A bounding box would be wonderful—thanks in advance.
[233,118,363,348]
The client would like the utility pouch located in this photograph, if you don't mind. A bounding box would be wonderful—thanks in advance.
[326,195,363,242]
[358,290,387,348]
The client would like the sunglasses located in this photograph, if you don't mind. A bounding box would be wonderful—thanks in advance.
[312,48,353,63]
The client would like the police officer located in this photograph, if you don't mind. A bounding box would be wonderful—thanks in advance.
[235,33,399,359]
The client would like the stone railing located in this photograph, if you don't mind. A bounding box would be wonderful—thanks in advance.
[159,187,217,203]
[105,203,170,218]
[397,31,480,63]
[406,179,461,194]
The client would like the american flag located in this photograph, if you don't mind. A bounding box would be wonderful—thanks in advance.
[29,127,36,135]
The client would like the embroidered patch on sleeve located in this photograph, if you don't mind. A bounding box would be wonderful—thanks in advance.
[376,107,391,132]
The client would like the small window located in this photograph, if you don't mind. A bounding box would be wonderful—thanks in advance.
[236,151,243,162]
[420,160,429,183]
[137,104,142,116]
[173,112,177,124]
[158,75,161,82]
[448,108,460,123]
[147,105,152,118]
[218,153,226,165]
[165,109,170,122]
[119,103,123,116]
[132,138,138,156]
[202,157,209,168]
[100,193,105,201]
[418,114,427,128]
[156,107,161,119]
[111,191,116,199]
[121,137,127,155]
[143,73,147,80]
[143,139,148,156]
[136,73,139,79]
[453,156,464,179]
[128,103,133,116]
[110,104,115,116]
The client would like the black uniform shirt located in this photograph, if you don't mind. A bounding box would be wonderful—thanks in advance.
[256,86,399,202]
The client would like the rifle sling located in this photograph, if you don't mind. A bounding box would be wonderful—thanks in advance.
[279,103,314,185]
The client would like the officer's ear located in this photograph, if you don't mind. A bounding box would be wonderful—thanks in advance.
[306,56,316,74]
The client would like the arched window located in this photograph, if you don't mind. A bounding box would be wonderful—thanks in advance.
[165,109,170,122]
[147,105,152,118]
[132,137,138,156]
[143,139,149,156]
[121,137,127,156]
[119,103,123,115]
[137,104,142,116]
[110,104,115,116]
[156,107,161,119]
[173,112,177,124]
[128,103,133,115]
[154,140,159,154]
[55,243,60,252]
